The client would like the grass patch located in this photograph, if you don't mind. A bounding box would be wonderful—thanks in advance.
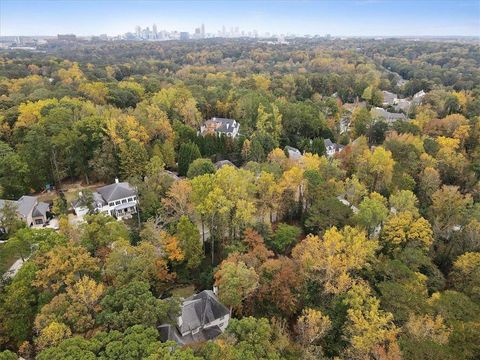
[0,242,17,274]
[170,284,196,298]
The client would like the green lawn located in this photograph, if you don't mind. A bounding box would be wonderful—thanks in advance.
[170,285,196,298]
[0,242,17,275]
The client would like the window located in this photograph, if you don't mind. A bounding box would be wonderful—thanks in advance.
[128,197,133,202]
[109,202,114,207]
[122,199,127,204]
[115,201,121,205]
[34,218,43,225]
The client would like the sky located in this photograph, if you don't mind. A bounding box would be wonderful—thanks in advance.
[1,0,479,37]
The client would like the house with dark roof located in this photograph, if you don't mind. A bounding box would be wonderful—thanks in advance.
[0,196,50,227]
[200,117,240,138]
[382,91,398,107]
[371,107,407,123]
[159,290,230,345]
[73,179,138,220]
[324,139,344,157]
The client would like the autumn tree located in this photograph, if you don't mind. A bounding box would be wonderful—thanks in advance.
[292,226,378,294]
[214,260,259,313]
[343,283,400,360]
[296,307,332,358]
[256,257,301,315]
[33,243,99,294]
[381,211,433,253]
[357,147,395,192]
[449,252,480,302]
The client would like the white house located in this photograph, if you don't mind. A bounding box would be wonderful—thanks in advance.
[200,117,240,138]
[158,290,230,345]
[324,138,344,157]
[73,179,138,220]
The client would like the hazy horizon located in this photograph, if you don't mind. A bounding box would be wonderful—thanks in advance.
[1,0,479,37]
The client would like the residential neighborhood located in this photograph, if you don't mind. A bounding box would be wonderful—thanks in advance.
[0,1,479,358]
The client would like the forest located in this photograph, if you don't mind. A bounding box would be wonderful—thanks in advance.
[0,37,479,360]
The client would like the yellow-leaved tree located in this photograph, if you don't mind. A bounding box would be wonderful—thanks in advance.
[292,226,378,294]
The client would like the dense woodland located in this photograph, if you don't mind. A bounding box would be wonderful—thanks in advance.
[0,38,479,360]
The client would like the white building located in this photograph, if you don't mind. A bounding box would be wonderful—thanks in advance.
[200,117,240,138]
[324,138,344,157]
[73,179,138,220]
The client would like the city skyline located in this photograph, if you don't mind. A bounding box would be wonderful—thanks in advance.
[1,0,479,37]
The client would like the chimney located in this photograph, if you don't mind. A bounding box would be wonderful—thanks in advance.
[115,177,119,184]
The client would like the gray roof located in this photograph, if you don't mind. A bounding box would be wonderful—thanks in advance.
[324,138,335,148]
[285,146,302,160]
[16,196,37,218]
[382,90,398,105]
[159,324,223,345]
[394,99,412,113]
[179,290,229,334]
[97,182,136,203]
[159,290,229,345]
[32,202,49,218]
[204,117,239,134]
[371,107,407,122]
[214,160,236,170]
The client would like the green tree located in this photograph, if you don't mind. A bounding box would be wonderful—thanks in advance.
[269,223,301,254]
[80,213,130,254]
[0,262,39,348]
[119,140,148,180]
[354,192,389,236]
[176,215,203,269]
[0,141,29,198]
[187,158,216,179]
[97,281,178,331]
[178,142,201,177]
[0,201,25,236]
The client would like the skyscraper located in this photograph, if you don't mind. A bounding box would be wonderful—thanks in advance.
[201,23,205,38]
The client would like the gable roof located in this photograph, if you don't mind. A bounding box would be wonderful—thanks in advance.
[159,323,223,345]
[203,117,239,134]
[179,290,229,334]
[324,138,335,148]
[96,182,136,203]
[371,107,407,122]
[16,196,37,218]
[382,90,398,105]
[32,202,49,218]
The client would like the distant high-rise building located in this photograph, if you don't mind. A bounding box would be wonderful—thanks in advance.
[222,25,226,36]
[180,32,190,40]
[201,23,205,37]
[135,25,141,37]
[153,24,158,36]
